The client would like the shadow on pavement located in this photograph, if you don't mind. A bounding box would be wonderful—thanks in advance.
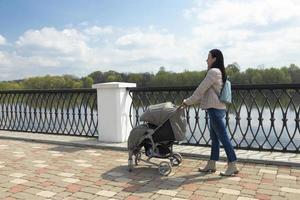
[100,161,227,193]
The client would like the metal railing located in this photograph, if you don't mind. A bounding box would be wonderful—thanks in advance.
[0,89,98,137]
[1,84,299,152]
[128,84,300,152]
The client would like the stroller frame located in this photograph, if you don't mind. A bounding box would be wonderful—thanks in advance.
[128,107,184,176]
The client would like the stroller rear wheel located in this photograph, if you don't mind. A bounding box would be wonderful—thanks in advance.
[158,161,172,176]
[170,153,183,166]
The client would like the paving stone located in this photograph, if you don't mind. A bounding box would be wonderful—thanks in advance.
[78,163,93,167]
[284,192,299,199]
[219,188,240,195]
[23,187,41,194]
[62,178,80,183]
[9,173,26,178]
[257,188,279,196]
[270,196,287,200]
[109,185,125,193]
[58,172,75,177]
[107,172,124,177]
[14,192,44,199]
[259,169,277,175]
[237,196,258,200]
[258,184,280,191]
[194,190,217,197]
[0,192,10,199]
[46,185,66,193]
[174,190,193,198]
[113,191,131,198]
[36,190,57,198]
[32,160,46,164]
[221,194,239,200]
[240,189,256,196]
[280,187,300,194]
[115,177,132,182]
[157,189,177,196]
[73,159,88,163]
[10,179,28,184]
[72,191,97,199]
[96,190,117,197]
[198,185,219,192]
[134,192,154,198]
[33,164,48,168]
[276,174,297,180]
[228,177,241,181]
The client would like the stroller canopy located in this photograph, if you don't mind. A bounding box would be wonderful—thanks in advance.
[140,102,186,141]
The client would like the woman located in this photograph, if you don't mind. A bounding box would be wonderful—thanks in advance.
[182,49,238,176]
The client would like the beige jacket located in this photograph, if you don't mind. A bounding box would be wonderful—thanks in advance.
[183,68,226,110]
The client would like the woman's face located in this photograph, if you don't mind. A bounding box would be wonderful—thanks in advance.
[206,53,216,69]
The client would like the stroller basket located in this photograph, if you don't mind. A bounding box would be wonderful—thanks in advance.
[151,120,175,143]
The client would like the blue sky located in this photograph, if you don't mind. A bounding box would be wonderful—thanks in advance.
[0,0,300,81]
[0,0,192,40]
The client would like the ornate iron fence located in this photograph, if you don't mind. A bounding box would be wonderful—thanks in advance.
[128,84,300,152]
[0,89,98,137]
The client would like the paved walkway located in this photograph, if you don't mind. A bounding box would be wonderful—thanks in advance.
[0,132,300,199]
[1,131,300,167]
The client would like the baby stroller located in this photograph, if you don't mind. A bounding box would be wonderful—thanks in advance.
[128,102,186,175]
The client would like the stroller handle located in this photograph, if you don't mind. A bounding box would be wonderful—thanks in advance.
[176,104,186,111]
[168,104,185,118]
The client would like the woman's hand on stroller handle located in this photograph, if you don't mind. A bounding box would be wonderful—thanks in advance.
[178,102,187,110]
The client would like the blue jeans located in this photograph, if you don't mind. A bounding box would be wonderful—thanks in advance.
[208,108,237,162]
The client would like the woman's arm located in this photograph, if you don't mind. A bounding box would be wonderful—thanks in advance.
[183,69,220,106]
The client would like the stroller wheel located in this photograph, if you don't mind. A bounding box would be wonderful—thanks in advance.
[171,153,183,166]
[128,159,133,172]
[158,161,172,176]
[134,152,141,165]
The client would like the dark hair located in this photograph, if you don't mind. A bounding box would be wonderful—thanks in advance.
[209,49,227,83]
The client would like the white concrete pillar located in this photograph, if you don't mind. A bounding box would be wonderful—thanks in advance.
[92,82,136,142]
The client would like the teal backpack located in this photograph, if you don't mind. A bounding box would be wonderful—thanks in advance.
[219,79,232,104]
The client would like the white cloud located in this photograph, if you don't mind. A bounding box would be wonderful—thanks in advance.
[225,27,300,67]
[184,0,300,68]
[0,51,11,66]
[84,26,113,36]
[187,0,300,27]
[16,27,90,57]
[0,34,6,45]
[0,26,198,80]
[115,32,175,49]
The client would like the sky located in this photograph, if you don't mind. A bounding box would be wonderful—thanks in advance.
[0,0,300,81]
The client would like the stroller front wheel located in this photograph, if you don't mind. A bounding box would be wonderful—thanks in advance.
[158,161,172,176]
[170,153,183,166]
[128,159,133,172]
[134,152,142,165]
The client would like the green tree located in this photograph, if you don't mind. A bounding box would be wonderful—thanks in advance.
[226,63,246,84]
[288,64,300,83]
[22,75,82,89]
[88,71,105,83]
[128,73,143,86]
[245,69,263,84]
[0,82,22,90]
[262,68,291,84]
[81,77,93,88]
[1,64,299,90]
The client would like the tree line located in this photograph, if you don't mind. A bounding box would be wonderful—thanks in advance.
[0,64,299,90]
